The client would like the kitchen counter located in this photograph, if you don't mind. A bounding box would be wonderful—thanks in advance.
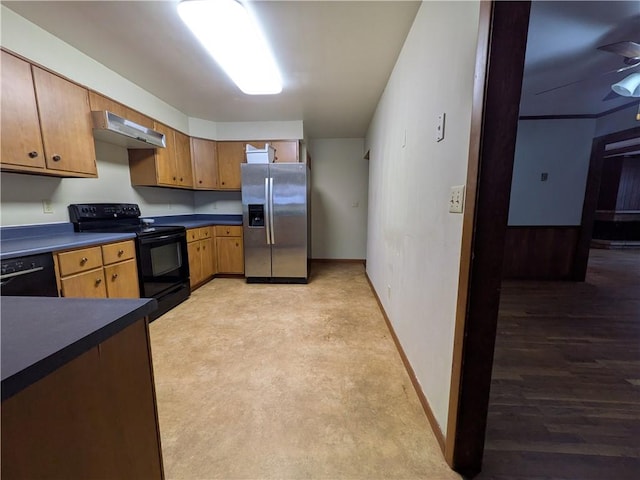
[1,296,157,401]
[0,223,135,260]
[0,214,243,259]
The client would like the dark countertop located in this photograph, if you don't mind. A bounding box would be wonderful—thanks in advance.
[1,296,158,401]
[0,214,242,260]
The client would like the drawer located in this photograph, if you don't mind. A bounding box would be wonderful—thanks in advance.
[186,228,199,243]
[215,225,242,237]
[60,268,107,298]
[57,246,103,277]
[198,226,213,240]
[102,240,136,265]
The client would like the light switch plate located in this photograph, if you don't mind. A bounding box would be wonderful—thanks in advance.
[449,185,465,214]
[436,113,446,142]
[42,200,54,214]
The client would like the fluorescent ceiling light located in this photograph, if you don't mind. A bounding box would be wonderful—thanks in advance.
[177,0,282,95]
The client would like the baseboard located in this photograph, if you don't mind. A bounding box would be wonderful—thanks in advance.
[311,258,366,264]
[364,272,446,453]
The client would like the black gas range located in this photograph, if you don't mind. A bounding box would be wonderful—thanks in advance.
[69,203,190,321]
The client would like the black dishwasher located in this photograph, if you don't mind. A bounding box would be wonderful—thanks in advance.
[0,253,58,297]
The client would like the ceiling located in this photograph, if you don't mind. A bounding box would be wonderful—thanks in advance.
[2,0,421,138]
[520,1,640,116]
[3,1,639,139]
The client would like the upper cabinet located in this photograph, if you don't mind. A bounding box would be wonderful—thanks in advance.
[270,141,299,163]
[215,140,300,190]
[1,51,97,177]
[191,137,218,190]
[128,123,193,189]
[216,141,249,190]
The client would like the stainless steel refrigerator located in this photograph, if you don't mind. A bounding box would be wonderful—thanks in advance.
[241,163,310,283]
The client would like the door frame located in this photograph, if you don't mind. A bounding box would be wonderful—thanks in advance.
[445,1,532,475]
[572,125,640,279]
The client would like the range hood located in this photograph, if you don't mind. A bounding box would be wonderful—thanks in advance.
[91,111,166,149]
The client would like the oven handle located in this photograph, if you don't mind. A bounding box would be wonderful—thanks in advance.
[138,232,186,245]
[0,266,45,281]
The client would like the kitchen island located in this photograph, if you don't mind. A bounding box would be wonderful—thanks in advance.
[1,296,164,479]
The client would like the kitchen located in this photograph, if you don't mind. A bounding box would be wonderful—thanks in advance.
[1,1,484,478]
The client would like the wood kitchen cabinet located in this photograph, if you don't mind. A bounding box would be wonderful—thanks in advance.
[187,227,215,288]
[270,141,299,163]
[215,225,244,274]
[1,50,97,177]
[191,137,218,189]
[216,141,247,190]
[128,123,193,189]
[55,240,140,299]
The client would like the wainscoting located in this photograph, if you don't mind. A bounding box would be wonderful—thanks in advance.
[502,226,580,280]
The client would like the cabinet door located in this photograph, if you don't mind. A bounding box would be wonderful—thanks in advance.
[32,66,97,176]
[216,236,244,274]
[60,269,107,298]
[216,141,245,190]
[104,260,140,298]
[191,138,218,189]
[187,241,203,287]
[201,238,214,279]
[270,141,299,163]
[0,52,45,169]
[154,123,177,185]
[174,130,193,188]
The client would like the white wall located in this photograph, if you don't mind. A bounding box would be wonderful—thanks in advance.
[595,103,639,137]
[508,119,596,226]
[365,1,481,432]
[309,139,368,259]
[0,142,194,226]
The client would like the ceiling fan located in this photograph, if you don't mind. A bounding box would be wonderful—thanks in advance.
[535,40,640,98]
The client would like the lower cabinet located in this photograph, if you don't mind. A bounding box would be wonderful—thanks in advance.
[1,319,164,479]
[215,225,244,274]
[55,240,140,298]
[186,227,215,288]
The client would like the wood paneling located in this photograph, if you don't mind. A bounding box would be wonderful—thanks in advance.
[502,226,580,280]
[617,155,640,211]
[597,157,624,210]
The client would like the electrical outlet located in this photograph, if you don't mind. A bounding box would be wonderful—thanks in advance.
[42,200,54,214]
[448,185,465,214]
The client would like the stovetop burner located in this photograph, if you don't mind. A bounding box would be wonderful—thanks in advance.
[68,203,184,236]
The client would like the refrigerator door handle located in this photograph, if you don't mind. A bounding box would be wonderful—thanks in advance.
[264,177,271,245]
[269,177,275,245]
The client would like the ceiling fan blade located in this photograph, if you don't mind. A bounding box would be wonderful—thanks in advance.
[597,41,640,59]
[602,89,620,101]
[535,61,640,96]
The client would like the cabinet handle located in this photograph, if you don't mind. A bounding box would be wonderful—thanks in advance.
[112,273,119,279]
[118,249,124,256]
[80,257,88,264]
[28,151,39,158]
[199,180,203,184]
[95,278,102,285]
[236,242,239,247]
[52,154,61,162]
[180,177,184,181]
[221,181,225,185]
[197,247,200,252]
[173,176,177,181]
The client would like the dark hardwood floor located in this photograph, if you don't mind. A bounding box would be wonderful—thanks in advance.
[477,248,640,480]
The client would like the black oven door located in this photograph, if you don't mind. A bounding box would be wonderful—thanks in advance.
[138,231,190,298]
